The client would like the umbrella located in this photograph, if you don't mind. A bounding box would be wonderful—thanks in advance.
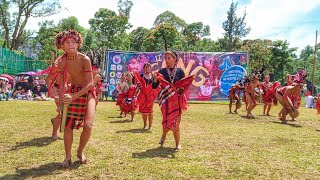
[18,71,37,76]
[0,74,14,81]
[0,77,9,82]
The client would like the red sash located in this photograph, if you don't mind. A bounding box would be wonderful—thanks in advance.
[156,73,194,130]
[134,72,159,114]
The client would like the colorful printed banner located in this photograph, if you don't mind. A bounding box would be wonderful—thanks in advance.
[105,50,248,101]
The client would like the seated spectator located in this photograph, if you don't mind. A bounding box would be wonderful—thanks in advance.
[33,76,39,86]
[13,86,27,100]
[33,85,45,101]
[0,79,10,101]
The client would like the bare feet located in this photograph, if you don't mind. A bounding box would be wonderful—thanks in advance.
[229,112,233,114]
[52,134,58,140]
[62,158,72,168]
[159,138,165,147]
[234,110,237,114]
[175,145,182,151]
[77,150,87,164]
[266,114,271,116]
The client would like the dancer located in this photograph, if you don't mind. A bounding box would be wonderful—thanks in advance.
[135,63,159,130]
[92,66,103,108]
[116,73,129,117]
[228,83,243,114]
[45,55,67,140]
[244,75,260,118]
[261,75,273,116]
[275,70,306,124]
[54,30,95,167]
[121,72,138,121]
[153,51,194,150]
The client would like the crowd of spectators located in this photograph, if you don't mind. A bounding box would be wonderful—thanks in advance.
[0,75,48,101]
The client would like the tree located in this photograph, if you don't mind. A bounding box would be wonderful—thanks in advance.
[270,40,297,83]
[57,16,85,34]
[300,45,313,61]
[129,27,149,51]
[189,38,219,52]
[146,23,180,51]
[241,39,272,72]
[153,11,187,32]
[89,8,131,49]
[32,20,58,61]
[183,22,210,47]
[0,0,61,50]
[222,1,251,51]
[117,0,133,18]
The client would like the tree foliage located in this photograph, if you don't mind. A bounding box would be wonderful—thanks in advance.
[153,11,187,32]
[129,27,149,51]
[89,8,131,49]
[0,0,61,50]
[183,22,210,47]
[222,1,251,51]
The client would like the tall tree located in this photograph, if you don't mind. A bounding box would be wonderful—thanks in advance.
[0,0,61,50]
[299,45,314,61]
[129,27,149,51]
[57,16,85,33]
[117,0,133,18]
[241,39,272,72]
[270,40,297,83]
[32,20,58,61]
[89,8,131,49]
[153,11,187,32]
[222,1,251,51]
[147,23,180,51]
[183,22,210,47]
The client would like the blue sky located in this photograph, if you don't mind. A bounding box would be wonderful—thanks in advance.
[26,0,320,51]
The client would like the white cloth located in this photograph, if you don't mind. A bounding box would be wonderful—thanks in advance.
[305,96,315,108]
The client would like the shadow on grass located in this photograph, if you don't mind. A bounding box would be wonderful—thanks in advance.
[0,162,80,179]
[10,137,56,151]
[272,121,303,128]
[116,128,151,134]
[108,116,123,118]
[109,119,131,123]
[316,129,320,132]
[241,115,256,119]
[132,147,176,159]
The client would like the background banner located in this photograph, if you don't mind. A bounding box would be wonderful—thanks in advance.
[105,50,248,101]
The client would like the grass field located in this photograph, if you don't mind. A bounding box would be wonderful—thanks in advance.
[0,100,320,179]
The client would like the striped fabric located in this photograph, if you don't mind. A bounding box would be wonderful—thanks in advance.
[120,85,138,113]
[65,86,88,129]
[134,72,159,114]
[156,73,194,130]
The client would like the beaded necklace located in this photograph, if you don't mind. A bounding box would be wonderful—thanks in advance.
[166,67,177,84]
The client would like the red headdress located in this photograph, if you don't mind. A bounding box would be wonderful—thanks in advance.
[54,29,83,50]
[293,70,307,84]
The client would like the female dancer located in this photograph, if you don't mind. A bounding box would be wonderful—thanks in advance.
[121,72,138,121]
[135,63,159,130]
[153,51,194,150]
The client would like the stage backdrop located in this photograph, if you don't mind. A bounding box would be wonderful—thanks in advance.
[105,50,248,101]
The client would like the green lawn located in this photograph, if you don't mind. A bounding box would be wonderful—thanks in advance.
[0,100,320,179]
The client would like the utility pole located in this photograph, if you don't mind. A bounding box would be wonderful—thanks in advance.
[312,30,317,96]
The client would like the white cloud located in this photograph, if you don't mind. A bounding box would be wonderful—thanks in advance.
[24,0,320,51]
[239,0,320,50]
